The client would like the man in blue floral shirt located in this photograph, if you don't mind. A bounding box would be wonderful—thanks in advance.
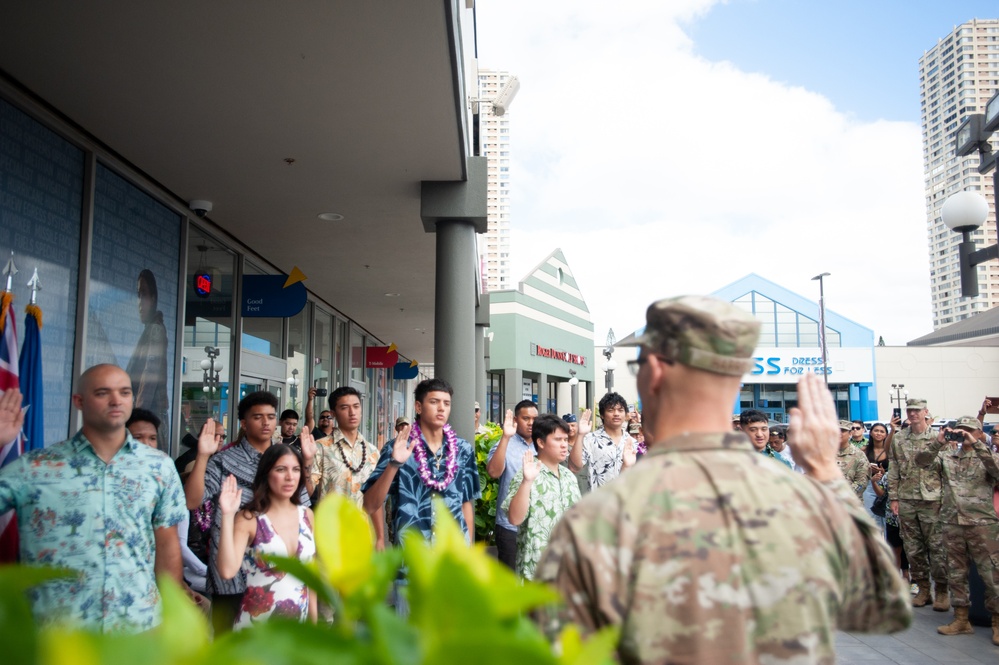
[0,364,187,633]
[363,378,480,545]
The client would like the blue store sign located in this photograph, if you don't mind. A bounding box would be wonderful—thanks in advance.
[242,272,307,318]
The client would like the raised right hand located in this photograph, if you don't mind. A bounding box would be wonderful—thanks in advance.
[197,420,219,457]
[502,409,516,438]
[219,474,242,516]
[391,424,414,465]
[0,388,24,446]
[787,373,840,482]
[522,450,540,481]
[577,409,593,438]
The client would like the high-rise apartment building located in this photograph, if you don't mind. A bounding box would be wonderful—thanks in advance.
[920,18,999,328]
[478,69,513,292]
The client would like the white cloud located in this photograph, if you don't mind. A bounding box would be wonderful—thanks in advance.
[476,0,931,345]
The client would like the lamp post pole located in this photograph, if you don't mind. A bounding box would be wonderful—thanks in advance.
[944,92,999,296]
[891,383,907,421]
[568,369,579,416]
[602,329,617,394]
[811,273,831,387]
[201,346,223,418]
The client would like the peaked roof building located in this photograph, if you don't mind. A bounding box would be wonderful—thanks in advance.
[486,249,595,419]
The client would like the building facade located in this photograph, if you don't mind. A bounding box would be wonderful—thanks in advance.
[477,69,513,293]
[611,275,878,423]
[0,3,485,452]
[920,18,999,328]
[486,249,595,421]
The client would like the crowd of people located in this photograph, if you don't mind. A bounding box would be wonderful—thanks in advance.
[3,293,997,660]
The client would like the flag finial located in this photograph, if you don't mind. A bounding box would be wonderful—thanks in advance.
[27,268,41,305]
[2,251,16,293]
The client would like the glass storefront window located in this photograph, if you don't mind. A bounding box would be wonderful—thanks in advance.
[181,228,237,441]
[286,303,310,414]
[87,164,181,451]
[0,99,84,446]
[313,308,333,393]
[240,262,283,358]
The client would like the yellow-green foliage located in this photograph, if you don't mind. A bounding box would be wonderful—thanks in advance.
[2,495,617,665]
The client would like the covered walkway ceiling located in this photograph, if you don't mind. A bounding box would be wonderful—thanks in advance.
[0,1,473,364]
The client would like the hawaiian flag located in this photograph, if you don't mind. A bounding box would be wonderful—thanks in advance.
[0,291,20,562]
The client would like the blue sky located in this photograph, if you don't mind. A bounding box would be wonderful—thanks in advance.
[474,1,997,345]
[688,0,998,122]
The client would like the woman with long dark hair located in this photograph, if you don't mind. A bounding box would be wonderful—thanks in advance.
[217,444,316,628]
[863,422,890,530]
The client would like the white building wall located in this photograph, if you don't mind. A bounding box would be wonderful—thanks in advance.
[873,345,999,424]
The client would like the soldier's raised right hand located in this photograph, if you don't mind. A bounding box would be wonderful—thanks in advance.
[787,373,841,483]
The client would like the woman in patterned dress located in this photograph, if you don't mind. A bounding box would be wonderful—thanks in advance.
[217,444,317,628]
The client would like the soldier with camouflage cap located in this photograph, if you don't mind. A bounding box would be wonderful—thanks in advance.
[534,295,911,663]
[915,415,999,644]
[836,419,872,499]
[886,397,949,610]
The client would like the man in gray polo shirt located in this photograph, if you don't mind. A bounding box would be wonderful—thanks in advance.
[486,400,537,570]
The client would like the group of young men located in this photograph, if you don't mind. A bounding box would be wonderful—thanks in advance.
[0,292,931,662]
[485,392,638,579]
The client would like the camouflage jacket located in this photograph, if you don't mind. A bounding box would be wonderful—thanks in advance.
[915,438,999,526]
[886,427,941,502]
[534,432,912,664]
[835,444,870,499]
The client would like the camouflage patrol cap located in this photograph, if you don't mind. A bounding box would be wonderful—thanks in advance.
[626,296,759,376]
[906,398,927,410]
[838,419,853,431]
[954,415,982,431]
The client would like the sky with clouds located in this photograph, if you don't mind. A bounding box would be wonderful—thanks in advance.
[474,0,998,346]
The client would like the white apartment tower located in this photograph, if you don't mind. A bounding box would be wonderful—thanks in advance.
[920,18,999,328]
[478,69,513,292]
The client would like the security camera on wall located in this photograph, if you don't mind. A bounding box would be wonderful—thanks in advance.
[491,76,520,116]
[189,200,213,218]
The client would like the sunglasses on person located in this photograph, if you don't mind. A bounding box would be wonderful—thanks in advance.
[850,426,863,431]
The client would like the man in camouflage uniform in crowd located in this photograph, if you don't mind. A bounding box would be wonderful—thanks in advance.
[836,419,871,500]
[886,398,949,610]
[534,295,911,664]
[915,415,999,644]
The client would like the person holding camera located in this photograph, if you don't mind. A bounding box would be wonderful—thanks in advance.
[303,386,334,441]
[914,415,999,644]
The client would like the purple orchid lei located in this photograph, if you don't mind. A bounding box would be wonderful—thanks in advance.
[409,420,459,491]
[195,500,213,532]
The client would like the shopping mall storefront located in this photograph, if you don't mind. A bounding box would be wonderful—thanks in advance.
[0,81,434,455]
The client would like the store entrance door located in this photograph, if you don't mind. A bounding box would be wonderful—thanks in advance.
[761,408,786,424]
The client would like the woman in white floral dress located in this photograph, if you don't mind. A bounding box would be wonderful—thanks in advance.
[217,443,317,628]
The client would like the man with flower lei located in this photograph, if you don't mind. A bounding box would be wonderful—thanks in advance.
[310,386,386,543]
[363,378,480,547]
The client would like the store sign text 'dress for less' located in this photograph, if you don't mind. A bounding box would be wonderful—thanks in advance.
[530,343,586,366]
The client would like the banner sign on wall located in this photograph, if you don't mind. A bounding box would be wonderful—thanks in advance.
[747,348,873,384]
[242,271,307,318]
[366,344,399,368]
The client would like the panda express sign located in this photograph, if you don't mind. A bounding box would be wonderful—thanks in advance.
[530,343,586,366]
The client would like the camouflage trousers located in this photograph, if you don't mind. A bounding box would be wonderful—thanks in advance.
[897,499,947,586]
[942,521,999,612]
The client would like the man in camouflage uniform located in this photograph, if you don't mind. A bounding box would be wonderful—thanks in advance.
[886,398,948,610]
[534,296,911,664]
[836,419,871,500]
[915,415,999,644]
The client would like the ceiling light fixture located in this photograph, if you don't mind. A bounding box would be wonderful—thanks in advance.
[318,212,344,222]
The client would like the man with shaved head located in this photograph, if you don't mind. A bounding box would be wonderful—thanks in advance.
[0,364,187,633]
